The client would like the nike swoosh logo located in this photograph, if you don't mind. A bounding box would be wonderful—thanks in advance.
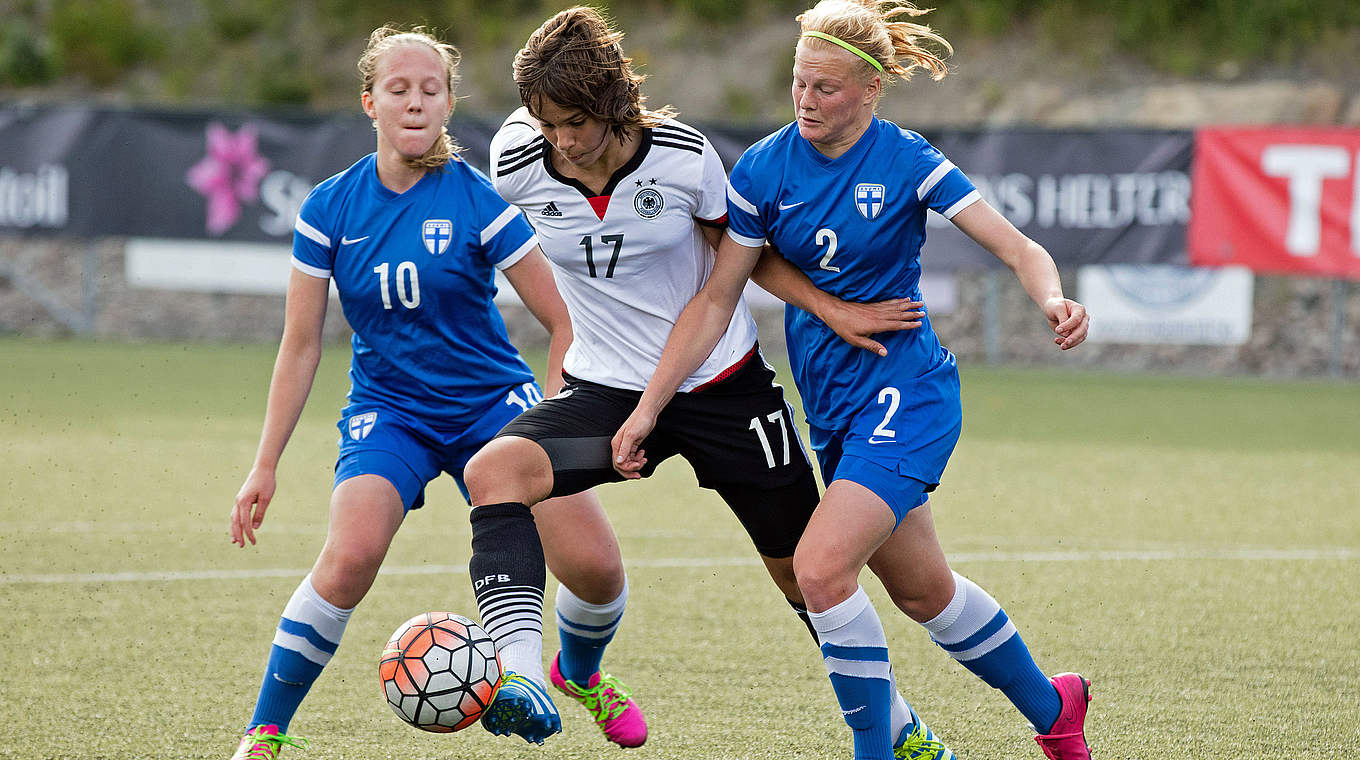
[273,673,306,686]
[778,201,805,210]
[867,437,895,445]
[340,235,370,245]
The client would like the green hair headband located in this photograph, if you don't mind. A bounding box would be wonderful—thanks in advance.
[801,30,884,73]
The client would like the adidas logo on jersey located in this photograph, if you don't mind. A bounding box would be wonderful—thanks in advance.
[540,201,563,217]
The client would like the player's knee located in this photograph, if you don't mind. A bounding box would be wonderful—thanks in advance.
[465,436,551,504]
[792,546,856,609]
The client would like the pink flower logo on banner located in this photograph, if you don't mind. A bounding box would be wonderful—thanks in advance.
[186,122,271,235]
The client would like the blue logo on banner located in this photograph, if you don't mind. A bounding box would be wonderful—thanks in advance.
[422,219,452,255]
[855,184,885,220]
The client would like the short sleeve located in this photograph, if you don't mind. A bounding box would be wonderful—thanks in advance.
[724,152,767,248]
[912,138,981,219]
[694,136,729,225]
[291,190,334,278]
[467,166,538,270]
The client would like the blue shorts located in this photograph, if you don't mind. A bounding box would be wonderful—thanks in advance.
[809,380,962,526]
[333,381,544,511]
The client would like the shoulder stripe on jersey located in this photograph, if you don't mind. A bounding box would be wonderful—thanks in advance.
[652,125,703,145]
[498,135,547,164]
[291,256,331,279]
[498,145,547,176]
[654,122,703,142]
[942,189,982,219]
[495,236,538,271]
[295,216,330,248]
[481,205,521,246]
[652,139,703,155]
[727,228,764,249]
[916,159,956,200]
[727,183,759,216]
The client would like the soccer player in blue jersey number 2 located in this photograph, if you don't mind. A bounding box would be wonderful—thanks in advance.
[224,26,626,760]
[614,2,1094,760]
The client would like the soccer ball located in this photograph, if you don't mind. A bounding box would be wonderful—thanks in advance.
[379,611,501,732]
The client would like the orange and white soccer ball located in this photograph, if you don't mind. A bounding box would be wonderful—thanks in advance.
[379,612,501,732]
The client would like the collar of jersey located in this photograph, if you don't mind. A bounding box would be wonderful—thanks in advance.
[543,127,654,201]
[364,153,445,200]
[797,116,881,169]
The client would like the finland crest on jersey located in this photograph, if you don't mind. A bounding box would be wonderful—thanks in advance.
[422,219,453,255]
[855,183,886,220]
[348,411,378,440]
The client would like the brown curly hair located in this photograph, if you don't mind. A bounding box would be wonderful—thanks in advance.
[514,6,675,142]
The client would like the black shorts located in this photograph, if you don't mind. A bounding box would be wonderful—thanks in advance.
[496,346,819,557]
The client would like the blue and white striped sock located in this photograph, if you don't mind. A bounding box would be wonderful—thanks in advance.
[923,572,1060,733]
[810,586,895,760]
[555,578,627,684]
[248,574,352,732]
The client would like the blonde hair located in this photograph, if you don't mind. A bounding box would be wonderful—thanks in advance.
[358,25,462,169]
[797,0,952,85]
[514,6,675,142]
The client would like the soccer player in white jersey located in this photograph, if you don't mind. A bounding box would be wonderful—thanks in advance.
[223,26,628,760]
[615,2,1094,759]
[462,6,927,749]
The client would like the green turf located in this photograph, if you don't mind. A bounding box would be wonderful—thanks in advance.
[1,337,1357,759]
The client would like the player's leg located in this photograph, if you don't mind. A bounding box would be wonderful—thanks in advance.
[534,489,648,748]
[866,508,1086,756]
[460,380,658,745]
[234,463,410,759]
[462,434,562,744]
[794,480,901,760]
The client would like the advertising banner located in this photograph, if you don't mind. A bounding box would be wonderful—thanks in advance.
[1189,127,1360,280]
[1078,264,1254,345]
[922,129,1194,272]
[2,107,1191,285]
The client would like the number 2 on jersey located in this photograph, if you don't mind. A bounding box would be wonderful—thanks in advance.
[815,228,841,272]
[580,234,624,278]
[872,387,900,440]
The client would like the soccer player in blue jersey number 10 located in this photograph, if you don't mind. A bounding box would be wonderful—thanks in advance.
[224,26,628,760]
[614,2,1093,759]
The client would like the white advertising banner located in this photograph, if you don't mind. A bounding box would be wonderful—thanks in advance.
[1078,264,1253,345]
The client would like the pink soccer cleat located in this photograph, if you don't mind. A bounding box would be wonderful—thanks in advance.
[549,652,647,748]
[1034,672,1093,759]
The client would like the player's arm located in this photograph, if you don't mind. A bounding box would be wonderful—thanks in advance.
[611,231,762,477]
[750,247,925,357]
[503,245,573,396]
[950,199,1088,350]
[231,268,329,547]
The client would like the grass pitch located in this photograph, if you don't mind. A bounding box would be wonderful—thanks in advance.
[1,337,1357,759]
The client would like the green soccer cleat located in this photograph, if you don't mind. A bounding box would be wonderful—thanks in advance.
[229,725,308,760]
[893,707,956,760]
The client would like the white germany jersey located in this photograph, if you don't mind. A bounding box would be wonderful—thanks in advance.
[491,108,759,391]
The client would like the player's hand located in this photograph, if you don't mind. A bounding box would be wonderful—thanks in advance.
[231,467,277,547]
[821,298,925,357]
[1044,297,1089,350]
[611,408,656,479]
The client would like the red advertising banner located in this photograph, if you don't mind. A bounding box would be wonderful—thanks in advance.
[1190,127,1360,279]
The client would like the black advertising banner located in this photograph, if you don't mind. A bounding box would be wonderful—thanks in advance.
[920,129,1194,270]
[1,105,1191,269]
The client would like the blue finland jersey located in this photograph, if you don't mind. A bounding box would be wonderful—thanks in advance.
[292,154,538,430]
[727,118,981,432]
